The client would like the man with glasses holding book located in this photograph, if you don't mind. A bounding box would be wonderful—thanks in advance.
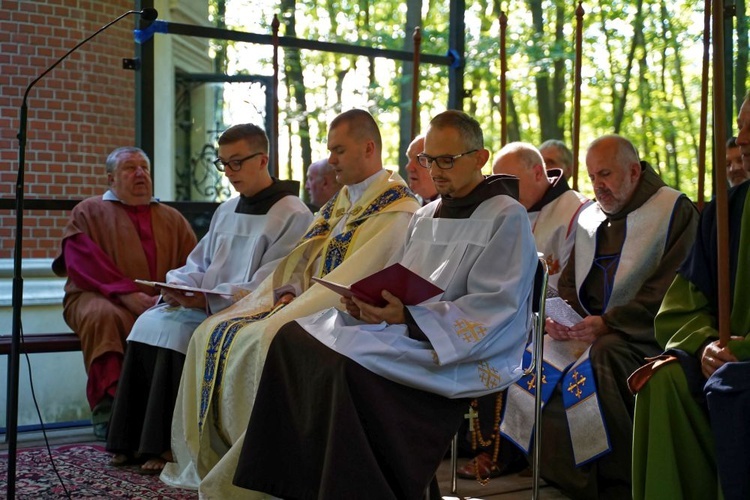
[162,109,420,497]
[106,124,311,474]
[231,110,537,499]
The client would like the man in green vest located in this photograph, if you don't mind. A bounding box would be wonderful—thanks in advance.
[631,96,750,500]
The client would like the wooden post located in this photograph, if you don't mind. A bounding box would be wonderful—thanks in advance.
[410,27,422,140]
[698,0,711,211]
[572,2,584,191]
[712,0,731,346]
[271,14,280,178]
[500,11,508,146]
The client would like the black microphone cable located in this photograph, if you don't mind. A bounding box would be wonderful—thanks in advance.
[19,323,72,499]
[8,7,159,498]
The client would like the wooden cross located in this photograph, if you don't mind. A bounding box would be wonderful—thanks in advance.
[464,407,479,432]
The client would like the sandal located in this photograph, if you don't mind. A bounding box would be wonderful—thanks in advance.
[137,457,167,475]
[456,452,502,480]
[109,453,144,467]
[137,451,172,475]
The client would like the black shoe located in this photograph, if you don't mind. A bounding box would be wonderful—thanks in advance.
[93,421,109,440]
[92,395,113,441]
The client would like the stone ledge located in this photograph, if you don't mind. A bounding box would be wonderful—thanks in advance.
[0,258,65,308]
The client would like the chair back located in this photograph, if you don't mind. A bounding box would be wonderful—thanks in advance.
[447,256,549,499]
[524,257,549,377]
[529,256,549,500]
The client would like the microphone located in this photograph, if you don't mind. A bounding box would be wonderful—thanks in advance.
[22,9,157,97]
[8,8,158,499]
[141,8,159,22]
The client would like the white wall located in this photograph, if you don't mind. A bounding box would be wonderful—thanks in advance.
[153,0,213,202]
[0,259,89,429]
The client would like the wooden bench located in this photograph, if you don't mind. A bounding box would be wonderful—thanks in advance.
[0,197,220,356]
[0,198,220,240]
[0,333,81,355]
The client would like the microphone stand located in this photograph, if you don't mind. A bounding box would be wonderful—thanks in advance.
[8,9,157,498]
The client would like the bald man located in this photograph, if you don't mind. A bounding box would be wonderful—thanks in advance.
[305,159,342,211]
[404,135,438,203]
[493,142,590,289]
[456,143,590,480]
[528,135,699,499]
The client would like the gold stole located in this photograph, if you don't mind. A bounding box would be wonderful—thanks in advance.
[198,178,416,437]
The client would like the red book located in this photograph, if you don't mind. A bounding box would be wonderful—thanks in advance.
[311,263,444,307]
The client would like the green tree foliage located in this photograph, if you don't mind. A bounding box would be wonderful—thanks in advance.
[215,0,747,201]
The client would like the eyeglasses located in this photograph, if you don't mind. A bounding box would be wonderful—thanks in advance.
[416,150,478,170]
[213,152,264,172]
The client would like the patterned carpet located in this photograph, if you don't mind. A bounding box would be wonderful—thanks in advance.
[0,444,197,499]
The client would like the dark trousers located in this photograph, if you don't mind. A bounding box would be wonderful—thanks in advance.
[106,341,185,457]
[233,320,468,500]
[706,360,750,500]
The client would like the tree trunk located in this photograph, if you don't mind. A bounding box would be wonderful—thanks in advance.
[613,0,645,133]
[398,0,423,176]
[286,118,294,181]
[600,10,618,124]
[335,66,350,114]
[662,0,698,163]
[280,0,312,185]
[638,51,651,161]
[667,130,679,190]
[507,92,521,142]
[736,0,748,110]
[358,0,377,95]
[656,0,699,178]
[552,0,567,139]
[527,0,557,142]
[214,0,228,74]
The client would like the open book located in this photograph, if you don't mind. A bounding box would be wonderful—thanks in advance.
[135,279,233,296]
[311,263,444,307]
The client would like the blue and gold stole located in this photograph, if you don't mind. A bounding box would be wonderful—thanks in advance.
[198,185,416,438]
[500,341,611,466]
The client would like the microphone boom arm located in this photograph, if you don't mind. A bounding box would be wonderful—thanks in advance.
[22,10,148,107]
[9,8,157,499]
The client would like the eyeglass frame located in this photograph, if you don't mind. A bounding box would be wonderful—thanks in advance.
[416,149,478,170]
[213,152,265,172]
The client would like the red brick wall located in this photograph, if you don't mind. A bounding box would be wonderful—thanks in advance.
[1,0,137,259]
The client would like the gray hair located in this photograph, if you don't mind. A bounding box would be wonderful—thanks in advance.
[309,158,335,177]
[539,139,573,167]
[428,110,484,150]
[106,147,150,174]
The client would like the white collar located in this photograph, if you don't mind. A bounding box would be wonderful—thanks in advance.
[345,169,388,205]
[104,189,159,204]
